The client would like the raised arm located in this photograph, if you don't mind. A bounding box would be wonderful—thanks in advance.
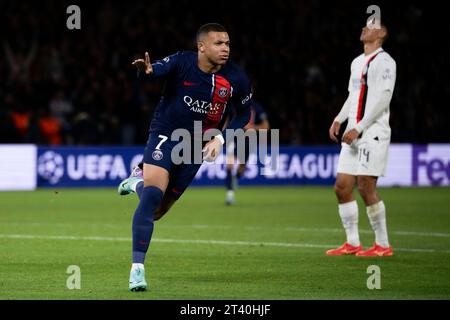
[132,51,181,79]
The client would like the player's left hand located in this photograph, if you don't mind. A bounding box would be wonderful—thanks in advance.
[202,137,223,163]
[342,129,360,145]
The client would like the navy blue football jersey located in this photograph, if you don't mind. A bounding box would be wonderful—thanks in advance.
[141,51,252,135]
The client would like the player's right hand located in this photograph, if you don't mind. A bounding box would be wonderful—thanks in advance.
[329,121,341,143]
[132,52,153,74]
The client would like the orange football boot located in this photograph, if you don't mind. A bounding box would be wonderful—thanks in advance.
[355,243,393,257]
[326,242,362,255]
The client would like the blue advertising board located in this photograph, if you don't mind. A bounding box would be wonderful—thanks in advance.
[36,144,450,188]
[37,146,341,187]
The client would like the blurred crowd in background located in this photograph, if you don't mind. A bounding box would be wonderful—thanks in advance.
[0,0,448,146]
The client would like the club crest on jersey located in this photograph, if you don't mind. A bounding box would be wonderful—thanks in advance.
[152,150,163,161]
[218,87,228,98]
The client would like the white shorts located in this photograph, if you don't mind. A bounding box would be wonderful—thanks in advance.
[336,137,390,177]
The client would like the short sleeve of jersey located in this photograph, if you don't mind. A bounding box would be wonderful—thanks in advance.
[369,54,396,93]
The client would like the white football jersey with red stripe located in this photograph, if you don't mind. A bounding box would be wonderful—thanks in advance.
[346,47,396,140]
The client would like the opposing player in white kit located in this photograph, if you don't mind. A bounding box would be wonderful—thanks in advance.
[326,18,396,257]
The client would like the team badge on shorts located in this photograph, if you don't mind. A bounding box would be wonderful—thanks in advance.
[218,87,228,98]
[152,150,163,161]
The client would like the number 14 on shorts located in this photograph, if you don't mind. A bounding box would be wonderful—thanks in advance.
[359,148,370,164]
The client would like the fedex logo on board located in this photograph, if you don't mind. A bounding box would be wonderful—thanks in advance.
[412,145,450,186]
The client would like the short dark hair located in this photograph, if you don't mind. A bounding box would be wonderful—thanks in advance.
[367,18,389,43]
[196,23,227,41]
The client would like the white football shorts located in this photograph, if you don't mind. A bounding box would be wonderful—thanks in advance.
[336,136,390,177]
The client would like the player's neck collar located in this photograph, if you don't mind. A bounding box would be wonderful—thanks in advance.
[364,46,383,57]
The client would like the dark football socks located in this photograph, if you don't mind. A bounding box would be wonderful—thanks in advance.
[132,186,163,264]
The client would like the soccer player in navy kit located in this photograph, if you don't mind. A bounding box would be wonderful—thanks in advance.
[118,23,253,291]
[224,100,270,205]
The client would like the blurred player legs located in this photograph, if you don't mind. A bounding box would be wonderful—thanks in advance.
[224,100,270,205]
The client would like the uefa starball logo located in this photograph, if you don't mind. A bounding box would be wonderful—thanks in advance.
[38,151,65,184]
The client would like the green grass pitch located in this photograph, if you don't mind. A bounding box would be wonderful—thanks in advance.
[0,186,449,299]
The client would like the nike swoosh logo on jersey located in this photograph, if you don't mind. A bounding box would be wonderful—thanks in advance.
[183,81,196,86]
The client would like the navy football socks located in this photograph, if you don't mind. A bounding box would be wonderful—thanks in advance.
[132,186,163,264]
[135,181,144,199]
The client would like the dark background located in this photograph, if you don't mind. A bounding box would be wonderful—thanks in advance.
[0,0,448,146]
